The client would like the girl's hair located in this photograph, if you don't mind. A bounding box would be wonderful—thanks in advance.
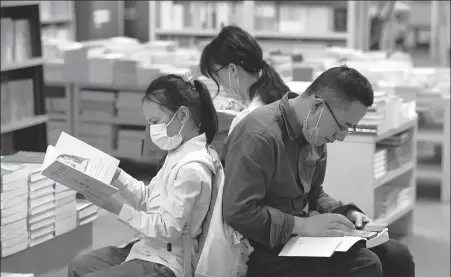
[200,25,290,104]
[143,74,218,144]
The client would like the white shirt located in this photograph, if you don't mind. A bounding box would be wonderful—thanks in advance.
[113,134,214,277]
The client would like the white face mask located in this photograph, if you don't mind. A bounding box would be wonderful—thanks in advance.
[150,110,185,151]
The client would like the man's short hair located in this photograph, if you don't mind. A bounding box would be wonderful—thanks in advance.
[305,65,374,107]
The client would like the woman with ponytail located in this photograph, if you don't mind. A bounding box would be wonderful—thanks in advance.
[200,25,290,134]
[68,74,219,277]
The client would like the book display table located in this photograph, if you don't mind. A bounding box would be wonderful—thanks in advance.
[1,222,94,277]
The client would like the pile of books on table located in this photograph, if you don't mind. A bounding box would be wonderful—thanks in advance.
[76,199,99,226]
[1,163,30,257]
[55,183,77,236]
[27,169,56,248]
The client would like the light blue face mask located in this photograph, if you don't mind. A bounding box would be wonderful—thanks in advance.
[149,110,185,151]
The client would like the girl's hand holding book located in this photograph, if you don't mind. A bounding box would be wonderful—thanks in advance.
[98,192,126,215]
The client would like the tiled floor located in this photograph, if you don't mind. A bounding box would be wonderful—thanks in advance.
[93,199,451,277]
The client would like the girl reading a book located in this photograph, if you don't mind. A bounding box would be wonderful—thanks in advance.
[200,25,290,134]
[68,74,219,277]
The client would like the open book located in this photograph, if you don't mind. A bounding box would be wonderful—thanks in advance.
[279,225,389,257]
[41,132,120,207]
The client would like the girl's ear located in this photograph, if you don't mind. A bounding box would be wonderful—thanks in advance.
[177,106,190,124]
[229,63,239,78]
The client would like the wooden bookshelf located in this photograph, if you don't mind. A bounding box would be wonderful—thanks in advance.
[323,118,418,237]
[1,2,48,155]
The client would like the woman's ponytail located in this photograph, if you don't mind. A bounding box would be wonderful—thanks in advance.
[249,61,291,104]
[193,79,218,144]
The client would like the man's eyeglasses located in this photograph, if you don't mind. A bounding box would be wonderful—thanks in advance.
[320,98,356,135]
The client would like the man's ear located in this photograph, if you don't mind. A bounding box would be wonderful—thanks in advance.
[311,97,324,112]
[177,106,190,124]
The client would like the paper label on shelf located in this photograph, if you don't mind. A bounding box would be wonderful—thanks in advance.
[93,9,110,29]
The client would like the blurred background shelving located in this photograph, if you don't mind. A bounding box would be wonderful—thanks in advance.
[1,0,48,155]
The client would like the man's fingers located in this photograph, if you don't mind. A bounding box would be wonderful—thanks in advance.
[329,214,355,229]
[355,214,363,228]
[329,222,355,233]
[325,229,346,237]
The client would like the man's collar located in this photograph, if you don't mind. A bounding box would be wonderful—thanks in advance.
[280,92,306,143]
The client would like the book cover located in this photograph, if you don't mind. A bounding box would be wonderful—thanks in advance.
[41,132,120,207]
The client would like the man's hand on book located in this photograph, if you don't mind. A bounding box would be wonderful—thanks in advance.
[294,213,356,237]
[99,192,125,215]
[346,210,372,229]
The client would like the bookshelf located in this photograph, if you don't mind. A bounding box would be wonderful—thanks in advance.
[149,1,370,51]
[1,1,48,155]
[70,83,162,164]
[44,81,74,145]
[416,95,450,202]
[323,119,418,237]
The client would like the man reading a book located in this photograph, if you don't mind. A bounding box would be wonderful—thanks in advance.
[222,66,415,277]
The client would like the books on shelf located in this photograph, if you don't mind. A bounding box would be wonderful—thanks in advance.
[374,148,388,180]
[1,17,32,66]
[116,91,144,119]
[1,79,35,126]
[41,132,120,207]
[375,185,412,220]
[80,90,116,119]
[117,129,144,157]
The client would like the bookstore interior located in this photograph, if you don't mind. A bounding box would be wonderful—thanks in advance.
[0,1,450,277]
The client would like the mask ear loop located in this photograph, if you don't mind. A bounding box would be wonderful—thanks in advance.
[228,65,240,97]
[315,106,324,129]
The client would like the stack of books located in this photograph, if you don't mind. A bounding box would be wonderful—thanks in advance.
[117,129,144,157]
[78,122,114,152]
[374,149,388,180]
[116,91,143,120]
[54,183,77,236]
[80,90,116,120]
[1,163,30,257]
[78,90,116,151]
[76,200,99,226]
[28,170,55,248]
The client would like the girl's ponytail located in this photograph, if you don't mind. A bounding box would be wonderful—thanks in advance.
[193,79,218,144]
[249,61,290,104]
